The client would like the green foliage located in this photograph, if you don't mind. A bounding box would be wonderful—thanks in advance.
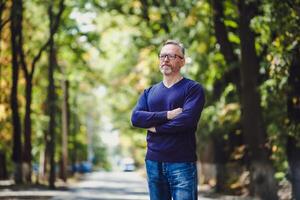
[198,84,240,141]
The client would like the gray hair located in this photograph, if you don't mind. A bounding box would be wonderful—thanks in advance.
[163,40,185,55]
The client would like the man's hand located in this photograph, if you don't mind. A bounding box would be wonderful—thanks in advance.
[167,108,182,120]
[146,108,182,133]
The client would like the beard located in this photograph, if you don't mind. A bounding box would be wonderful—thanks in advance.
[160,65,173,75]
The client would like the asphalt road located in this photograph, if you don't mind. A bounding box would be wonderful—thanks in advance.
[52,171,149,200]
[51,171,222,200]
[0,171,251,200]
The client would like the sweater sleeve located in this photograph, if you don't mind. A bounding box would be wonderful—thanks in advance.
[131,89,168,128]
[155,84,205,134]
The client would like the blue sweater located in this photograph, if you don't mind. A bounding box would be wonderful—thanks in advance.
[131,77,205,162]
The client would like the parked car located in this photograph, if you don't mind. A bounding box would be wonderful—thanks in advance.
[120,157,135,172]
[71,161,92,173]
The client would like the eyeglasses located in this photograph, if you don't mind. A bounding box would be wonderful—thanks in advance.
[158,54,183,60]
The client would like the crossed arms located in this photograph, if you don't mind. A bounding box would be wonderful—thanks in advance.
[131,85,205,134]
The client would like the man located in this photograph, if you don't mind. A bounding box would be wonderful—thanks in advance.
[131,40,205,200]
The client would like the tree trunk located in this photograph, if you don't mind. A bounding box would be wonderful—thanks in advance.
[61,78,69,181]
[47,33,57,189]
[17,0,49,183]
[13,0,51,183]
[10,0,23,184]
[0,151,7,180]
[287,47,300,123]
[211,0,241,101]
[46,0,64,189]
[23,74,33,183]
[211,0,241,191]
[71,97,78,173]
[213,134,228,193]
[211,0,238,65]
[287,136,300,200]
[198,138,216,185]
[238,0,278,199]
[287,47,300,200]
[43,131,49,180]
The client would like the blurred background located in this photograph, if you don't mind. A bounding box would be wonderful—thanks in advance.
[0,0,300,199]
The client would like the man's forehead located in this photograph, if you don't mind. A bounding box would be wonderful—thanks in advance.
[160,44,182,52]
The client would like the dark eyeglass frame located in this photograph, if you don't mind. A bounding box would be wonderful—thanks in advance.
[158,53,184,60]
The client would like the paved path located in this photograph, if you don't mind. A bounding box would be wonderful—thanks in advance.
[52,171,149,200]
[0,171,251,199]
[51,171,221,200]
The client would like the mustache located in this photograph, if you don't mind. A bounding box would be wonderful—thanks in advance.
[161,64,171,67]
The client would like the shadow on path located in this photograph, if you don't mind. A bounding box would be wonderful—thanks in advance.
[52,171,149,200]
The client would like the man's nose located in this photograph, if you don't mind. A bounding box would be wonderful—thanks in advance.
[163,56,170,61]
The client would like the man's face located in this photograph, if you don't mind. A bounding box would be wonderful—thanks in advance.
[159,44,185,76]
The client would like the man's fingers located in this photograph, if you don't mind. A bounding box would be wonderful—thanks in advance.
[174,108,182,114]
[167,108,183,119]
[173,108,182,117]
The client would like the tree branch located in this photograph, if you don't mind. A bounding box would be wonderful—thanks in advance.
[210,0,240,100]
[211,0,238,64]
[15,1,29,79]
[0,18,9,30]
[31,0,65,77]
[140,0,150,21]
[286,0,300,17]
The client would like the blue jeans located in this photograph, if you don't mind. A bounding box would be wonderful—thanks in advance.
[145,160,198,200]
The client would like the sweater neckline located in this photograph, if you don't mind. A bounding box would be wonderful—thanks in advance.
[162,77,186,89]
